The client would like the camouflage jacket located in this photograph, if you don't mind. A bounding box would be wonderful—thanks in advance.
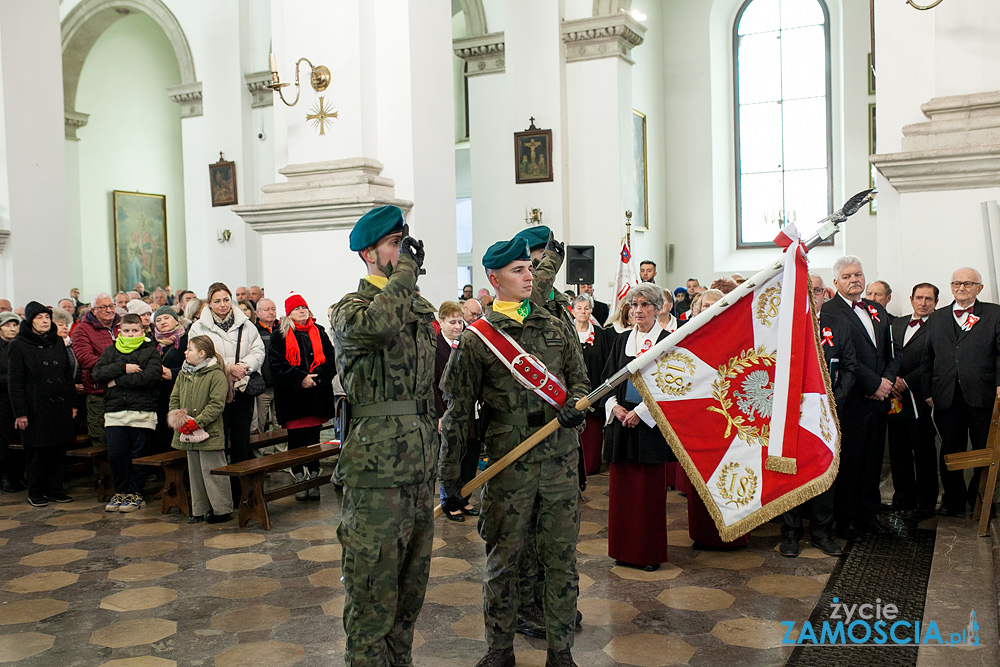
[439,302,590,492]
[331,254,438,488]
[531,251,574,328]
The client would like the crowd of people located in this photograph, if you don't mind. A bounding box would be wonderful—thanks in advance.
[0,207,996,667]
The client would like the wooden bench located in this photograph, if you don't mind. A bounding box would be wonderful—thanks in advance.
[212,442,341,529]
[67,441,112,502]
[944,396,1000,536]
[133,450,190,516]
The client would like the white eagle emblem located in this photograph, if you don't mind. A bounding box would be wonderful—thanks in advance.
[734,370,773,420]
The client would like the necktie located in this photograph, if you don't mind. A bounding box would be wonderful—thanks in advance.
[955,307,973,318]
[908,319,921,328]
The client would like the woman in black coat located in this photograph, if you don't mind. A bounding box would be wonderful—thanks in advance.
[0,312,24,492]
[571,294,610,475]
[269,293,337,500]
[152,306,188,454]
[7,302,76,507]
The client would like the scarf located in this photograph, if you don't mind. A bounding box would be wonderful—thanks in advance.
[115,335,145,354]
[285,318,326,372]
[154,325,183,354]
[181,357,215,375]
[364,275,388,290]
[213,309,235,332]
[492,299,531,324]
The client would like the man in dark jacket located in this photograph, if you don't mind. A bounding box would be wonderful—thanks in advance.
[71,293,120,450]
[91,313,162,512]
[255,298,278,434]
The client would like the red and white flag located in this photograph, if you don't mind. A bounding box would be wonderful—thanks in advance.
[629,225,839,540]
[612,238,640,318]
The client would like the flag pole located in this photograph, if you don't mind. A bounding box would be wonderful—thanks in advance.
[433,189,874,519]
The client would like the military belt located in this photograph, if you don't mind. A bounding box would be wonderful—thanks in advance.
[351,399,428,418]
[492,409,555,428]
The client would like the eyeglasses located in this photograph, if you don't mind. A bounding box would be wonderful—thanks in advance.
[950,281,981,289]
[811,287,826,294]
[92,305,115,311]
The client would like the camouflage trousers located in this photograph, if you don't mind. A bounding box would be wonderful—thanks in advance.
[338,480,435,667]
[517,498,545,613]
[479,452,581,650]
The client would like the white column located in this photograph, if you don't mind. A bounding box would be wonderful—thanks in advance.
[0,0,69,305]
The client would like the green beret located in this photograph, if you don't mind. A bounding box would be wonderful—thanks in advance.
[350,205,405,252]
[483,238,531,270]
[514,225,550,251]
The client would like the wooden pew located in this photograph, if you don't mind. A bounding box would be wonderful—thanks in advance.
[211,442,341,529]
[943,396,1000,536]
[66,434,112,502]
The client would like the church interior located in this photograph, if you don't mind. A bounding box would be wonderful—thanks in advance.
[0,0,999,665]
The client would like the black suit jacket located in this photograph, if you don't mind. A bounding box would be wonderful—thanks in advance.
[889,315,931,419]
[920,300,1000,410]
[823,295,899,412]
[818,311,857,409]
[592,300,610,327]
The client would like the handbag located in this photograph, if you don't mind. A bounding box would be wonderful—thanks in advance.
[235,323,266,397]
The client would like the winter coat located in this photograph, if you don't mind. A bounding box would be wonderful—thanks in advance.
[91,338,163,414]
[269,322,337,426]
[157,330,188,405]
[71,311,120,395]
[167,359,228,451]
[256,321,275,387]
[0,339,19,446]
[7,323,75,448]
[188,307,265,374]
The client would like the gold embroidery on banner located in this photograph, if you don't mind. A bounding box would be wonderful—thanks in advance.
[754,284,782,327]
[707,345,776,447]
[716,461,759,508]
[818,396,832,442]
[653,351,696,397]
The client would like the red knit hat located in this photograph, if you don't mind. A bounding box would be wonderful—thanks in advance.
[284,291,309,316]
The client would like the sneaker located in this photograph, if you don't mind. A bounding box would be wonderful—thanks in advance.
[105,494,126,512]
[119,494,146,513]
[47,492,73,503]
[293,472,309,501]
[28,496,48,508]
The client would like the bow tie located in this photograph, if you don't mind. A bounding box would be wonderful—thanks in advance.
[955,307,973,318]
[852,300,865,310]
[908,319,922,328]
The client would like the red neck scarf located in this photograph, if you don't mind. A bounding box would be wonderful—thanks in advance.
[285,318,325,372]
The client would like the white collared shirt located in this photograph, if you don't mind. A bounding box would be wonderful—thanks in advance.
[953,300,976,328]
[605,323,663,428]
[903,316,927,346]
[840,293,876,344]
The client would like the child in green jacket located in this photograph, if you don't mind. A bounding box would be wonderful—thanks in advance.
[167,335,232,523]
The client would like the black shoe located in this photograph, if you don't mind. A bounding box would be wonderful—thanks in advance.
[779,538,799,557]
[936,505,964,517]
[860,517,893,536]
[461,505,480,516]
[516,602,546,639]
[811,535,844,557]
[545,648,577,667]
[474,647,515,667]
[187,515,204,524]
[46,493,72,503]
[28,496,48,507]
[1,476,16,493]
[205,510,232,524]
[836,523,859,541]
[443,508,465,522]
[576,610,582,627]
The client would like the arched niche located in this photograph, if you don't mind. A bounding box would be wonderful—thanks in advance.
[62,0,198,135]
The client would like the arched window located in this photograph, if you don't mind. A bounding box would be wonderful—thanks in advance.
[734,0,831,247]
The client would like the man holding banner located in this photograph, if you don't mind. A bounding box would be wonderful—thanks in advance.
[440,237,589,667]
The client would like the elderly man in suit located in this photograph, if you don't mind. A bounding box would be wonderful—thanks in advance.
[921,267,1000,517]
[824,256,899,538]
[887,283,939,520]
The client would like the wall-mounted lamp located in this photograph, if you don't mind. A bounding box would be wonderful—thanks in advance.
[524,208,543,225]
[217,229,232,244]
[266,52,330,107]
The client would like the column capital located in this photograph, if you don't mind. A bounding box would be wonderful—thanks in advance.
[166,81,203,118]
[561,14,646,64]
[65,111,89,140]
[244,71,274,109]
[871,90,1000,192]
[453,32,505,77]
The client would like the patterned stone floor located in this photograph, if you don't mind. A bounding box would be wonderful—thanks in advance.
[0,468,860,666]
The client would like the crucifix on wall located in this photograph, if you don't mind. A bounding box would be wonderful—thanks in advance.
[514,118,553,184]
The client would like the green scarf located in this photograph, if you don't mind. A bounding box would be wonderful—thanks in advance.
[115,335,144,354]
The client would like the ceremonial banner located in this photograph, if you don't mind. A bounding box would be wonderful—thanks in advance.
[632,228,840,541]
[612,238,640,316]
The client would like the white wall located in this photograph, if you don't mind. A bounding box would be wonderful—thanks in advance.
[75,13,184,297]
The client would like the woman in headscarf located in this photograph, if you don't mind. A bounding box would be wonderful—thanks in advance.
[269,292,337,500]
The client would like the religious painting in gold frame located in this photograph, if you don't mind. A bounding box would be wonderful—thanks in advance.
[209,154,238,207]
[514,120,553,184]
[113,190,168,292]
[633,109,649,231]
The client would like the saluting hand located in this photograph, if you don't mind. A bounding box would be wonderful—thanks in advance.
[399,224,426,274]
[545,231,565,259]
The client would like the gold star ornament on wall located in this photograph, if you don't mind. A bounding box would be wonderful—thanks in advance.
[306,96,338,136]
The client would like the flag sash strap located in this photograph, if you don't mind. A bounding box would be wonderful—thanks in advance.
[467,319,568,409]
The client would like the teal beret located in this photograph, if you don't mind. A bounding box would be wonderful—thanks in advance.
[350,205,405,252]
[514,225,550,251]
[483,238,531,270]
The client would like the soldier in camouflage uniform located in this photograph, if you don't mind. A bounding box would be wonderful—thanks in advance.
[440,237,590,667]
[332,206,438,667]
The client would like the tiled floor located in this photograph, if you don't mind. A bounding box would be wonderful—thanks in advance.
[0,468,984,666]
